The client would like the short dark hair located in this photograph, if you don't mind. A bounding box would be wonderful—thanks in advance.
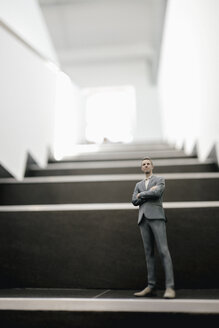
[141,157,153,166]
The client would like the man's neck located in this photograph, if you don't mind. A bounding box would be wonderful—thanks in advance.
[145,172,153,179]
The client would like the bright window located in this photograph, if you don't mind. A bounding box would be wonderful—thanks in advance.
[84,85,136,144]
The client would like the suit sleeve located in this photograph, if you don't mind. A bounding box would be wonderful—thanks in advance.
[138,178,165,200]
[132,183,145,206]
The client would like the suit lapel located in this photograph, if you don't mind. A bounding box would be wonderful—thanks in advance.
[140,176,156,191]
[141,179,146,191]
[147,175,155,190]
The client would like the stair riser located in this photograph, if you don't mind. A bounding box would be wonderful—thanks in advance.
[0,207,218,289]
[48,153,196,162]
[0,178,218,205]
[26,164,218,176]
[0,311,218,327]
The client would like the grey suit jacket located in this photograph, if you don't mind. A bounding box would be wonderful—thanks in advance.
[132,175,166,224]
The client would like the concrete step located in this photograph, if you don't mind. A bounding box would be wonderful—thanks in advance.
[0,202,218,289]
[49,149,196,162]
[0,288,219,299]
[26,159,218,177]
[0,173,219,205]
[58,142,175,154]
[0,289,218,327]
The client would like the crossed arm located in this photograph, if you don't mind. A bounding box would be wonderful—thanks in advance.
[132,179,165,206]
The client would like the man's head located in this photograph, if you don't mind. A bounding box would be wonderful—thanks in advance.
[141,157,154,175]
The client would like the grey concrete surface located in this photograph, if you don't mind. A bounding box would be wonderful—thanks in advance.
[26,160,218,176]
[0,206,218,289]
[0,173,219,205]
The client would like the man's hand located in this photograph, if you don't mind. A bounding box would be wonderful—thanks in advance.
[150,186,158,191]
[137,186,157,199]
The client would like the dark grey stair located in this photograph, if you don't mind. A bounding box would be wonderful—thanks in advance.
[0,203,218,289]
[1,142,219,326]
[0,173,219,205]
[0,288,219,299]
[26,159,218,176]
[0,311,217,328]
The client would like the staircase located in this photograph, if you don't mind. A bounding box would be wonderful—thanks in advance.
[0,142,218,327]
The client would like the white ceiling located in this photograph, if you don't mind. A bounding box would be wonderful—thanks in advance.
[39,0,167,82]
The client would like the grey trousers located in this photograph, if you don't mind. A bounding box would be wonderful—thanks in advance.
[139,217,174,289]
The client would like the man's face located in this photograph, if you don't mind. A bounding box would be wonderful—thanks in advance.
[141,159,153,174]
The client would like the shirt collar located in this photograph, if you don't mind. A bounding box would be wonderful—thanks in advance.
[145,174,153,180]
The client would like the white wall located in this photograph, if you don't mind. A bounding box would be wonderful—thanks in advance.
[0,25,57,180]
[159,0,219,163]
[0,0,58,63]
[0,0,81,179]
[65,59,162,143]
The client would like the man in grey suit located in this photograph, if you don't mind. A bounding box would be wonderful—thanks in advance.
[132,157,175,299]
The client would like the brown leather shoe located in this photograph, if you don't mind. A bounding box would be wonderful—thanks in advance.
[134,286,156,297]
[163,288,176,299]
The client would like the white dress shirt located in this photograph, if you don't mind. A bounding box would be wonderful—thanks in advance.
[145,175,153,190]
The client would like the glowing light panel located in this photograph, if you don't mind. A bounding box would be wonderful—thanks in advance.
[84,86,136,144]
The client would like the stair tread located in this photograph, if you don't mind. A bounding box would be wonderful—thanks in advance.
[0,289,218,313]
[0,201,219,212]
[1,172,219,184]
[0,288,219,299]
[29,158,216,170]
